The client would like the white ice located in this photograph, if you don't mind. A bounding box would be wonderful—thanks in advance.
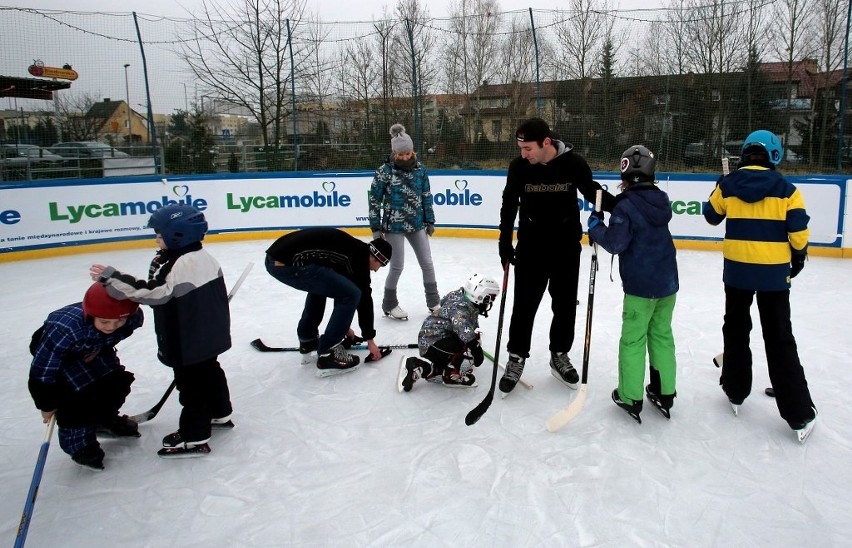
[2,237,851,547]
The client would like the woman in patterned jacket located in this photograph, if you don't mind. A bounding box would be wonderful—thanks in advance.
[369,123,439,321]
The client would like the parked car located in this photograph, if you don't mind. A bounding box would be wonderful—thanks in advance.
[0,143,66,180]
[1,144,65,166]
[49,141,130,159]
[683,142,740,167]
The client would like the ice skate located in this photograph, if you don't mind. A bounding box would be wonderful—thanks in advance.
[498,353,525,395]
[316,343,361,377]
[442,367,476,388]
[384,306,409,321]
[644,385,675,420]
[398,356,432,392]
[211,415,235,430]
[299,338,318,364]
[158,431,212,458]
[612,389,642,423]
[97,414,141,438]
[72,443,105,471]
[793,407,818,444]
[550,352,579,389]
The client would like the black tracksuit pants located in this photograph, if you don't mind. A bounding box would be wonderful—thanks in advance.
[721,285,815,427]
[507,240,581,358]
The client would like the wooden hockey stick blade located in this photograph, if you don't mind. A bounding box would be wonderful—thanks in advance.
[545,384,588,432]
[130,381,176,424]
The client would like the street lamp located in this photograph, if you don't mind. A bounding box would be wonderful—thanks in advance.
[123,63,131,149]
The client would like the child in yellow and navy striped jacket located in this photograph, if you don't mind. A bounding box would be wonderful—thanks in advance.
[703,129,816,443]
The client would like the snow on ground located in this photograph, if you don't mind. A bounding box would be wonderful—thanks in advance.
[2,237,851,547]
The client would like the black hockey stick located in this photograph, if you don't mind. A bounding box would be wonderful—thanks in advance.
[251,338,417,353]
[130,261,255,424]
[465,262,510,426]
[546,190,601,432]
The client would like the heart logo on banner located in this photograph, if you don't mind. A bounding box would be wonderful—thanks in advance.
[172,185,189,197]
[322,181,336,193]
[454,179,468,191]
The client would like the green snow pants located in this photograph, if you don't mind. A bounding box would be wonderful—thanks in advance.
[617,293,677,404]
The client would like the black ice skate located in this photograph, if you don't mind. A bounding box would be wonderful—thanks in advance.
[316,343,361,378]
[645,385,675,420]
[550,352,579,389]
[498,354,525,395]
[612,389,642,424]
[72,443,105,471]
[158,431,211,458]
[97,414,141,438]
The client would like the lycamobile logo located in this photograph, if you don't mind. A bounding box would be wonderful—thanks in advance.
[226,181,350,212]
[49,195,207,224]
[433,179,482,206]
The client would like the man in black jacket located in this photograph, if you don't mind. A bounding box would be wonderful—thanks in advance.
[266,228,392,375]
[498,118,615,394]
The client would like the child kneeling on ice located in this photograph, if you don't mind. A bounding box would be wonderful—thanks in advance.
[399,274,499,391]
[28,283,143,470]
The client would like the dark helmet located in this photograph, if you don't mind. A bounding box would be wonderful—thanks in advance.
[147,204,208,249]
[742,130,783,166]
[83,283,139,320]
[620,145,656,184]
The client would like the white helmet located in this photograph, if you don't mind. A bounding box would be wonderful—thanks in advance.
[463,273,500,316]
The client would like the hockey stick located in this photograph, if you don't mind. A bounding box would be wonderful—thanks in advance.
[251,338,418,353]
[483,350,533,390]
[546,190,601,432]
[14,415,56,548]
[465,262,510,426]
[130,261,254,424]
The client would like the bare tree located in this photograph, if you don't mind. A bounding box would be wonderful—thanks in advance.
[342,36,381,143]
[178,0,307,149]
[48,92,105,142]
[768,0,817,145]
[810,0,845,165]
[444,0,502,142]
[392,0,439,150]
[549,0,613,152]
[682,0,747,149]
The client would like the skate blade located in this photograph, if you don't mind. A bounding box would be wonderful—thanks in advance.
[397,355,409,393]
[550,369,579,390]
[315,365,361,378]
[157,444,211,458]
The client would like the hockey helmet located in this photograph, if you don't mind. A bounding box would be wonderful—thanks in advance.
[742,130,783,166]
[147,204,208,249]
[82,283,139,320]
[620,145,656,183]
[463,273,500,316]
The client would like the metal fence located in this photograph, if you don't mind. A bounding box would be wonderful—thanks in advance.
[0,2,849,180]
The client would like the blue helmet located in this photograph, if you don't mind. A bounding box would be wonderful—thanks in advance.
[742,130,783,166]
[147,204,208,249]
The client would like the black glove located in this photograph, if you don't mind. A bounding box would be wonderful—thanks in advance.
[499,240,515,267]
[791,254,806,279]
[468,340,484,367]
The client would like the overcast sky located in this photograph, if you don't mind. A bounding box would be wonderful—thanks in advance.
[2,0,658,22]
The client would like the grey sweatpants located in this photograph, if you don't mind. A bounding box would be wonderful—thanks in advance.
[383,230,439,311]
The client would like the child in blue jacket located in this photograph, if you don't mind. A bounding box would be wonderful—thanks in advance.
[587,145,679,423]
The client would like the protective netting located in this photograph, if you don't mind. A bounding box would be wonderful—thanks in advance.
[0,2,847,177]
